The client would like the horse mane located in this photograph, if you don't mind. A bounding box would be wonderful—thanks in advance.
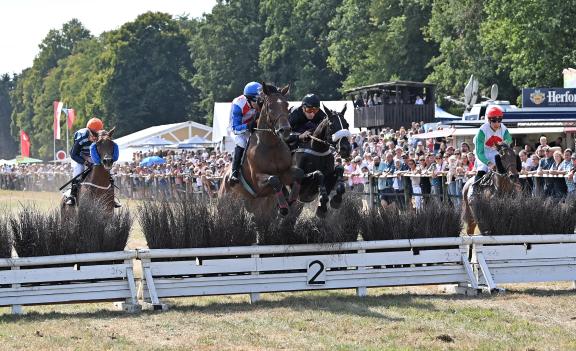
[313,118,331,139]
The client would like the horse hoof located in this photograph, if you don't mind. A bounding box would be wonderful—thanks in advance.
[279,207,289,216]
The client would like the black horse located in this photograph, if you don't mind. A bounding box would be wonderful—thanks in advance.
[291,104,352,216]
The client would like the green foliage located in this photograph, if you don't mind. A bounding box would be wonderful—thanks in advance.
[8,0,576,156]
[424,0,517,102]
[260,0,343,100]
[481,0,576,91]
[103,12,199,135]
[0,74,17,158]
[330,0,438,91]
[190,0,265,124]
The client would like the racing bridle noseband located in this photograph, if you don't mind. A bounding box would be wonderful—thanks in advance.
[253,93,290,138]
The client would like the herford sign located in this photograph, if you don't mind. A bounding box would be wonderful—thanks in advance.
[522,88,576,107]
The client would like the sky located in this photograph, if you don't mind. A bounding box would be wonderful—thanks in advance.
[0,0,216,75]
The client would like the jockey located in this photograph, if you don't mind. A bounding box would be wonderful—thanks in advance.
[287,93,327,148]
[66,117,103,205]
[472,106,512,189]
[228,81,262,185]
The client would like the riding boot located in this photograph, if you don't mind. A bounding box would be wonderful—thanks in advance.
[471,170,486,198]
[229,145,244,185]
[66,181,79,206]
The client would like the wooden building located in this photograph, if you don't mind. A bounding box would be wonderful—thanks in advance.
[345,81,436,131]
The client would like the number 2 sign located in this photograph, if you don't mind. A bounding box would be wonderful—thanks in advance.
[307,260,326,285]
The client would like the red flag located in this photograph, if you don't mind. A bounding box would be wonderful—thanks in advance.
[20,130,30,157]
[53,101,63,139]
[67,108,76,129]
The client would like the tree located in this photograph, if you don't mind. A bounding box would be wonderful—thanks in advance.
[102,12,199,135]
[0,74,17,158]
[190,0,265,124]
[481,0,576,91]
[11,19,92,158]
[327,0,437,92]
[327,0,375,90]
[425,0,515,105]
[260,0,343,100]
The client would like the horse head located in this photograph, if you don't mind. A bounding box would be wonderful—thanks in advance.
[91,127,118,170]
[259,82,291,140]
[494,142,521,191]
[323,104,352,159]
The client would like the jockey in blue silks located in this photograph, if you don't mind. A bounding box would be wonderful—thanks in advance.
[228,81,262,185]
[66,117,103,205]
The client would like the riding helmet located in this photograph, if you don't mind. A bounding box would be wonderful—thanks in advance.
[485,106,504,120]
[302,94,320,108]
[86,117,104,132]
[243,82,262,98]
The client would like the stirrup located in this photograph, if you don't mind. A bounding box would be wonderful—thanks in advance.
[114,199,122,208]
[65,197,76,206]
[229,171,240,185]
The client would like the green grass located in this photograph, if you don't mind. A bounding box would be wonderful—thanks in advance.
[0,285,575,350]
[0,190,575,350]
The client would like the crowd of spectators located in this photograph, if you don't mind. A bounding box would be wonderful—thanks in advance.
[1,124,576,207]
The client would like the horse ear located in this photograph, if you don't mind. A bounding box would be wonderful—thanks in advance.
[323,104,331,116]
[108,126,116,138]
[341,104,347,115]
[280,84,290,96]
[261,81,269,95]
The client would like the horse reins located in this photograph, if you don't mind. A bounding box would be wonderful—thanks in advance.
[252,93,288,137]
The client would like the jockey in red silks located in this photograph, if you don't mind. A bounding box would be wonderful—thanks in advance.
[228,81,262,185]
[472,106,512,191]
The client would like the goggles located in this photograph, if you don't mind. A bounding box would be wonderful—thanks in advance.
[303,106,319,113]
[489,118,502,123]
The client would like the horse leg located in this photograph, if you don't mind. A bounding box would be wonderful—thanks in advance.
[308,171,328,217]
[286,166,304,205]
[329,165,345,209]
[265,175,290,216]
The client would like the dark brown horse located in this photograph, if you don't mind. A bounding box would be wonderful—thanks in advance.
[61,128,118,214]
[462,143,521,234]
[220,83,303,216]
[292,104,351,216]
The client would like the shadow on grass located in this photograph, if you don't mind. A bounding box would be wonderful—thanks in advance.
[2,285,574,322]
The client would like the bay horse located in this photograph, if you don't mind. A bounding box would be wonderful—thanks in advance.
[61,127,119,215]
[220,83,303,216]
[462,142,521,234]
[292,104,352,216]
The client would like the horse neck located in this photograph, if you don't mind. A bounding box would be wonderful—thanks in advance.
[85,165,111,186]
[493,173,514,192]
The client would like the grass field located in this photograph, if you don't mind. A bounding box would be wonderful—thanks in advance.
[1,190,575,350]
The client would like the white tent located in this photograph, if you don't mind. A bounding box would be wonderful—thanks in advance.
[212,100,358,153]
[114,121,213,163]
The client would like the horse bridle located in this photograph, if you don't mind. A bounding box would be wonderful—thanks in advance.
[253,93,289,137]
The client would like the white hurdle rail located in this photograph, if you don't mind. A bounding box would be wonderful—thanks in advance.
[138,237,478,310]
[0,251,140,315]
[471,234,576,291]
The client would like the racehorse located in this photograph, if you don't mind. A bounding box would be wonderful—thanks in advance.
[220,82,303,216]
[61,127,119,215]
[292,104,352,216]
[462,142,521,234]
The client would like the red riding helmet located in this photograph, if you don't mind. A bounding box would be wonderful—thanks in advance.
[86,117,104,132]
[485,106,504,120]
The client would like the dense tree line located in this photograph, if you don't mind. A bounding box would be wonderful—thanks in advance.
[3,0,576,159]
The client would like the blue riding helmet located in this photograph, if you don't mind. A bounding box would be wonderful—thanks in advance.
[243,82,262,98]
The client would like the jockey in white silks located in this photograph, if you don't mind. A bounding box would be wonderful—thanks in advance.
[228,81,262,185]
[472,106,512,193]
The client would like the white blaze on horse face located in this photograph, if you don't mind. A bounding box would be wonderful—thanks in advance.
[277,98,283,104]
